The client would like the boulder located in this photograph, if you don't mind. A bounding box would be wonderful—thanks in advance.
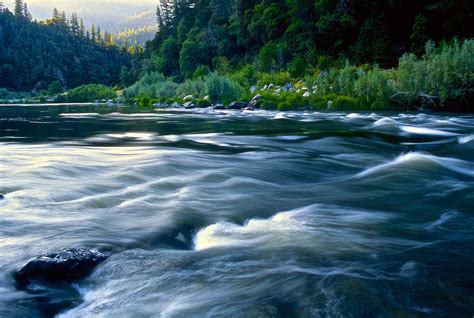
[250,86,258,93]
[0,193,4,200]
[183,101,195,109]
[228,101,248,110]
[303,91,311,97]
[172,102,182,108]
[248,94,262,108]
[14,248,108,287]
[213,104,226,110]
[282,83,294,91]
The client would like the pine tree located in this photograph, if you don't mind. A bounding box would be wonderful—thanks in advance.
[0,2,5,13]
[61,11,67,25]
[97,25,103,44]
[79,18,85,37]
[104,31,113,46]
[14,0,24,17]
[52,8,60,21]
[91,24,96,43]
[70,13,79,35]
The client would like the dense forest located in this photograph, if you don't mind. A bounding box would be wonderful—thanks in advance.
[138,0,473,79]
[0,0,472,110]
[0,1,130,92]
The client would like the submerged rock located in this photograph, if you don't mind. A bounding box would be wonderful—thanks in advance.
[14,248,108,287]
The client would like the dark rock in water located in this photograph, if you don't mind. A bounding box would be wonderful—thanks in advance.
[228,101,248,110]
[0,193,4,200]
[14,248,108,287]
[183,101,196,109]
[213,104,226,110]
[248,94,262,109]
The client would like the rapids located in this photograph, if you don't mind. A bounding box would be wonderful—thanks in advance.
[0,105,473,317]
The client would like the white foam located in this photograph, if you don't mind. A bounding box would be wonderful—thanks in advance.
[400,125,458,136]
[458,134,474,144]
[194,211,301,251]
[357,152,474,178]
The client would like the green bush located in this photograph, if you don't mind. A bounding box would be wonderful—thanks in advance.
[329,96,361,110]
[67,84,116,102]
[397,39,474,109]
[204,73,243,103]
[176,79,207,98]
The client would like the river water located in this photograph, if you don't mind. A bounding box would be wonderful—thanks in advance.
[0,105,473,317]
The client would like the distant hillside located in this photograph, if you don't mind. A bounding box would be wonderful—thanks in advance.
[0,7,130,91]
[25,0,157,33]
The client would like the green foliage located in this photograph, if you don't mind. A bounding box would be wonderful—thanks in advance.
[124,72,178,98]
[204,73,243,104]
[67,84,116,102]
[329,96,361,111]
[396,40,474,110]
[0,88,30,100]
[193,65,209,79]
[47,80,63,95]
[256,71,292,86]
[176,79,207,98]
[0,9,130,92]
[125,39,472,112]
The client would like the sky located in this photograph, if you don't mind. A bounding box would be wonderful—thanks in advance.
[5,0,157,32]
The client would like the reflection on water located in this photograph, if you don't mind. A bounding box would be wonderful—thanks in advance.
[1,105,473,317]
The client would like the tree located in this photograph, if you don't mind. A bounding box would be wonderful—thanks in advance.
[70,13,79,35]
[91,24,96,43]
[79,18,85,37]
[47,80,63,95]
[97,25,103,44]
[120,66,135,86]
[14,0,23,17]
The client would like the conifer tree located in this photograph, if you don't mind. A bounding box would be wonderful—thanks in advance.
[70,13,79,35]
[91,24,96,43]
[52,8,60,22]
[61,11,67,25]
[97,25,103,44]
[0,2,4,13]
[79,18,85,37]
[14,0,24,17]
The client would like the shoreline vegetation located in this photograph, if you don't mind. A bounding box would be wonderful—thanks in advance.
[1,1,472,112]
[2,40,472,112]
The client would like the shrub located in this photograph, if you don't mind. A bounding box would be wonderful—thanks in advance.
[330,96,361,110]
[256,71,292,86]
[67,84,115,102]
[176,79,207,98]
[204,73,243,103]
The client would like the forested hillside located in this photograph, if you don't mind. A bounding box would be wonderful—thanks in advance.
[0,3,130,92]
[141,0,473,79]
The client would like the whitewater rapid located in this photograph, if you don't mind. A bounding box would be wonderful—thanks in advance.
[0,106,473,317]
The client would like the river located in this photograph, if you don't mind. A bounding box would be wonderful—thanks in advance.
[1,105,473,317]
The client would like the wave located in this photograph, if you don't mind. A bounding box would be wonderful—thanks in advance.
[356,152,474,178]
[458,134,474,144]
[400,125,459,136]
